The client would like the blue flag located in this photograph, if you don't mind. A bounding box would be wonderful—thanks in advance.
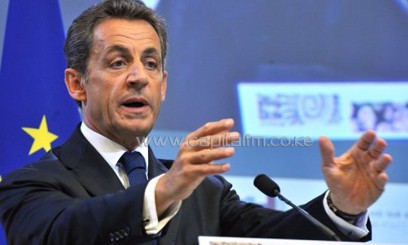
[0,1,80,243]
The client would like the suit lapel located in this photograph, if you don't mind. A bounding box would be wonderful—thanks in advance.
[54,126,125,196]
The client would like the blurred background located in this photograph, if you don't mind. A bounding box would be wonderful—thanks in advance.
[0,0,407,243]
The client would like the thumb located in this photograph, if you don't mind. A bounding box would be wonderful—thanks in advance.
[319,136,335,168]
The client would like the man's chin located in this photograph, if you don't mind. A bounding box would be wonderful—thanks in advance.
[123,122,154,137]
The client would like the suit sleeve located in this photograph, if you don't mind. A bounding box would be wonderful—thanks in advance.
[213,175,371,241]
[0,163,154,245]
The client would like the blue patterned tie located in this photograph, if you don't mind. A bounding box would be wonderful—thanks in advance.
[120,151,147,186]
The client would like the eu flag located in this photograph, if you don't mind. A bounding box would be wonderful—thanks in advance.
[0,1,80,243]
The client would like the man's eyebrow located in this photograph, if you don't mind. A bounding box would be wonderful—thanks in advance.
[104,44,131,57]
[143,47,160,57]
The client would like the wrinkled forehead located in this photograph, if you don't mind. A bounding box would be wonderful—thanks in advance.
[94,19,160,46]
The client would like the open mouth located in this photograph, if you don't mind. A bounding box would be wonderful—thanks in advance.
[123,101,146,108]
[122,97,149,110]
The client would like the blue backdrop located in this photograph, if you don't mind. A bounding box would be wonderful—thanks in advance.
[0,1,80,244]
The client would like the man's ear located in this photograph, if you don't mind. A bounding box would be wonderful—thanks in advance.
[161,71,168,102]
[64,68,86,102]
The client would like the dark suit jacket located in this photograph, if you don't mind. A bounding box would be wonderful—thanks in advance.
[0,126,370,244]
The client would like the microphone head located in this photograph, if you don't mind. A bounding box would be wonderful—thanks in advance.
[253,174,281,197]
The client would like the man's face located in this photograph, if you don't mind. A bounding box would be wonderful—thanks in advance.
[79,19,167,149]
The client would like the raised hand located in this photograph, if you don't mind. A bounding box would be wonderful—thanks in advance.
[155,118,240,215]
[319,130,392,214]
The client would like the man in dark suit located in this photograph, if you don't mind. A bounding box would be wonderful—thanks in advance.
[0,0,392,244]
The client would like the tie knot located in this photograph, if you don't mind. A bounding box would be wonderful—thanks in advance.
[120,151,146,175]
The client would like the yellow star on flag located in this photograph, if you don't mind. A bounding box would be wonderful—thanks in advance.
[22,115,58,155]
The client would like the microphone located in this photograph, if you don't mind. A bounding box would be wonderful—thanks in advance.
[254,174,341,241]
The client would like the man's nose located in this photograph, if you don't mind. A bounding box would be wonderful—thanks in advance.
[126,62,148,89]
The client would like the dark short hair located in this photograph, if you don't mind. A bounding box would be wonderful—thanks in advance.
[64,0,167,77]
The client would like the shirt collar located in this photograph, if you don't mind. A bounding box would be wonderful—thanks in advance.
[80,123,149,170]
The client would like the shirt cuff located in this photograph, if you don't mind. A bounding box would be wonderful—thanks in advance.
[323,191,369,239]
[143,174,182,235]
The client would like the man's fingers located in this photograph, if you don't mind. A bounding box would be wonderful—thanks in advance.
[187,118,234,139]
[371,154,392,191]
[356,130,376,151]
[368,138,387,159]
[319,136,335,167]
[186,132,240,150]
[188,147,235,163]
[373,153,392,173]
[190,162,231,176]
[376,172,389,190]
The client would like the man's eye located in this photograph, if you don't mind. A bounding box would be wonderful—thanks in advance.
[146,61,158,70]
[111,60,126,68]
